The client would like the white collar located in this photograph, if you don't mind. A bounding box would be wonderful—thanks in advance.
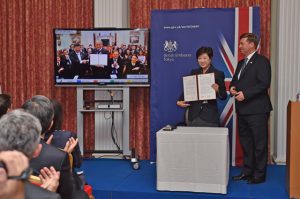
[245,51,256,63]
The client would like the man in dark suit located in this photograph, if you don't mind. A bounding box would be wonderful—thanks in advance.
[69,43,89,78]
[0,109,61,199]
[22,95,88,199]
[230,33,273,184]
[108,50,124,78]
[91,40,109,78]
[59,49,73,79]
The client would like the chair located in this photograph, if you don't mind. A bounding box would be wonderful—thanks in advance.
[68,153,94,199]
[28,175,42,186]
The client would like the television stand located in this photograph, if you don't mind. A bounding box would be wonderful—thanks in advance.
[76,87,130,156]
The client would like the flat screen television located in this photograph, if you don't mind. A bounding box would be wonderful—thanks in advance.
[54,28,150,86]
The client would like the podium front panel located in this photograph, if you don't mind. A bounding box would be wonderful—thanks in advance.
[156,127,229,194]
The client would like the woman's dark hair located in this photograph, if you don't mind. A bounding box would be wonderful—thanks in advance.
[0,94,12,118]
[196,46,213,59]
[50,99,63,131]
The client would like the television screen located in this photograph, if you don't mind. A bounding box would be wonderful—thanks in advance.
[54,28,150,86]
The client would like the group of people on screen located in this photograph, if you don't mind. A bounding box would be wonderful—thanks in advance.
[177,33,272,185]
[0,94,88,199]
[55,41,149,79]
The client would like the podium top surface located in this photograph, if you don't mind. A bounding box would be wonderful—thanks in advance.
[157,126,228,136]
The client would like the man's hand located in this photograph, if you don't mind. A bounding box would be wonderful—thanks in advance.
[82,60,89,64]
[235,91,245,101]
[211,83,219,92]
[132,67,140,71]
[58,68,64,73]
[0,151,28,199]
[176,101,190,108]
[230,86,237,96]
[40,166,60,192]
[0,151,29,178]
[46,134,53,145]
[63,137,78,153]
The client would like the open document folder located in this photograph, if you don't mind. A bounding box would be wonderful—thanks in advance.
[89,54,108,65]
[183,73,216,101]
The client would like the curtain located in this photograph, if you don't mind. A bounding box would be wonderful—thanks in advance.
[129,0,271,159]
[0,0,94,150]
[0,0,270,160]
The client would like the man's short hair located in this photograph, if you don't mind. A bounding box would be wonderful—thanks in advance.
[74,43,81,47]
[22,95,54,135]
[240,33,259,48]
[0,109,42,158]
[0,94,11,118]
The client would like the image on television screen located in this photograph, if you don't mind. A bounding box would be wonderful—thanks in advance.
[54,28,150,86]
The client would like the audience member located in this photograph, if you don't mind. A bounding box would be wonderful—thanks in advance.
[107,50,125,78]
[123,55,143,76]
[0,150,28,199]
[0,109,61,199]
[22,95,88,199]
[46,99,84,190]
[47,99,82,169]
[0,93,11,118]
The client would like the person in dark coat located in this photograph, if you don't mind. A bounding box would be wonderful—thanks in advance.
[230,33,272,184]
[177,46,227,127]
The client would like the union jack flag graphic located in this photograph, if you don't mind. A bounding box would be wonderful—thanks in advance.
[218,7,260,166]
[150,7,260,161]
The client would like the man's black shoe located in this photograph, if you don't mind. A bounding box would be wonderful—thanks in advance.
[247,177,265,184]
[232,173,252,181]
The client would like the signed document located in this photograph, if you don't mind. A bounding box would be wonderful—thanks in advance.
[90,54,108,65]
[183,73,216,101]
[197,73,216,100]
[183,75,198,101]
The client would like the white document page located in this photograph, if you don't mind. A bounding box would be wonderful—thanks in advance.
[197,73,216,100]
[89,54,108,65]
[183,75,198,101]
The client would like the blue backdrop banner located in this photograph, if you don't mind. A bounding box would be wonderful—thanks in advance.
[150,7,260,163]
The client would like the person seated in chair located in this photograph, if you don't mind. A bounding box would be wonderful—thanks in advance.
[107,50,125,79]
[22,95,89,199]
[0,93,12,118]
[123,55,143,77]
[0,109,61,199]
[46,99,82,169]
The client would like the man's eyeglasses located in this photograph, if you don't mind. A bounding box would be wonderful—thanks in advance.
[0,161,32,181]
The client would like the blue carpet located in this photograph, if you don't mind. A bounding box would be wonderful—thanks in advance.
[81,159,289,199]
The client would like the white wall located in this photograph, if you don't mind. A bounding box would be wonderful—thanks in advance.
[92,0,130,153]
[272,0,300,163]
[94,0,129,28]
